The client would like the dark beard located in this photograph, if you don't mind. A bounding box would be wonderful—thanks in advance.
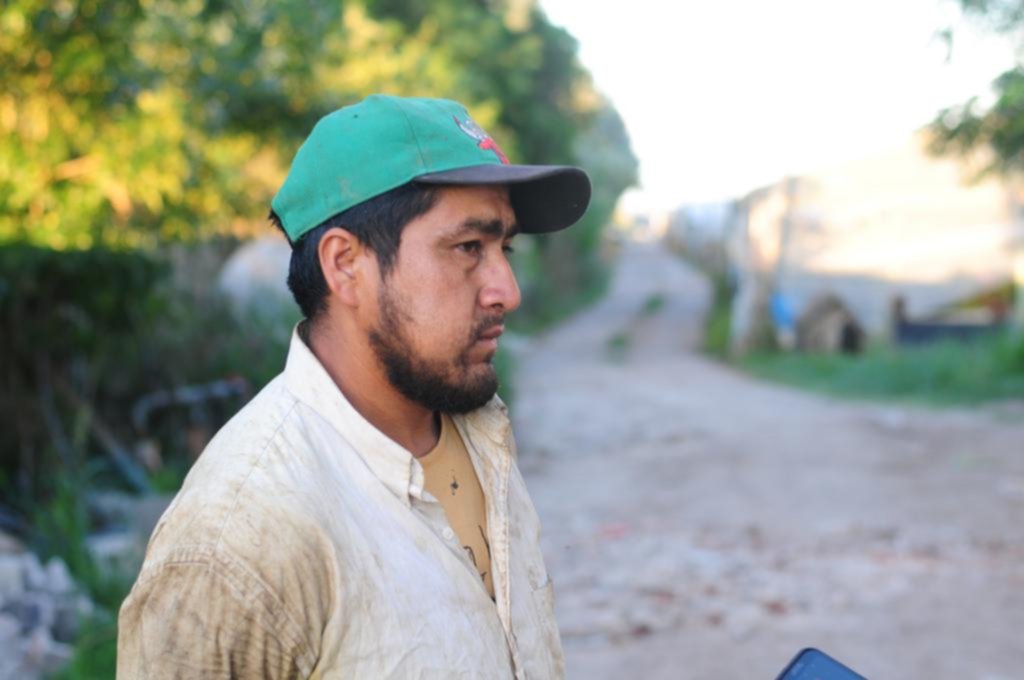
[368,287,500,414]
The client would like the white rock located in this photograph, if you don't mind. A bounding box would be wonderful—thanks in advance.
[0,613,19,641]
[87,530,142,573]
[21,625,72,674]
[217,235,293,317]
[0,555,23,599]
[0,654,21,680]
[52,601,80,644]
[75,594,95,619]
[0,531,25,555]
[9,593,54,632]
[44,559,74,595]
[21,553,46,592]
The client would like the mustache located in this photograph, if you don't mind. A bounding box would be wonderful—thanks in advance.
[472,315,505,340]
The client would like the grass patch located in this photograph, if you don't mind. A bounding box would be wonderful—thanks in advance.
[49,604,123,680]
[703,272,734,358]
[743,332,1024,405]
[606,330,632,361]
[601,291,672,362]
[640,292,666,317]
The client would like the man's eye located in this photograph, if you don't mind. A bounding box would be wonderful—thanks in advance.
[457,241,482,254]
[502,244,515,254]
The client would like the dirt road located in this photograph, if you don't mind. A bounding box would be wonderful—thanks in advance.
[511,242,1024,679]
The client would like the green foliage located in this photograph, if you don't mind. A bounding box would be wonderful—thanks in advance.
[601,292,668,363]
[0,0,344,247]
[606,330,631,361]
[494,347,516,406]
[34,467,128,680]
[0,244,167,358]
[641,292,667,317]
[49,614,119,680]
[1,0,634,250]
[743,332,1024,405]
[931,1,1024,174]
[33,470,96,594]
[931,66,1024,175]
[703,271,735,358]
[510,250,611,333]
[0,245,165,501]
[958,0,1024,33]
[518,102,637,327]
[0,242,294,510]
[1,0,638,371]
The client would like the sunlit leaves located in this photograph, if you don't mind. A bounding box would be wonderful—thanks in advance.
[932,1,1024,174]
[1,0,635,251]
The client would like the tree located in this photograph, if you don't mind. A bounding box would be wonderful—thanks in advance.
[930,1,1024,171]
[931,0,1024,329]
[1,0,635,251]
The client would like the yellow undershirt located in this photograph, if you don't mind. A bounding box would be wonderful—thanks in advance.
[419,413,494,599]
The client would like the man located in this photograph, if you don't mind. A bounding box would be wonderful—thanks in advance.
[117,94,590,679]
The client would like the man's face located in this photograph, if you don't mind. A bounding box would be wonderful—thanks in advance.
[366,185,521,413]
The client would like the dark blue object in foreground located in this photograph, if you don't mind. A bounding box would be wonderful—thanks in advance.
[776,648,867,680]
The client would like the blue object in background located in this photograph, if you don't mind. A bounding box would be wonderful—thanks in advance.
[771,292,797,332]
[776,648,867,680]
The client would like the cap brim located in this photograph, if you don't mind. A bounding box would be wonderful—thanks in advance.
[414,164,591,234]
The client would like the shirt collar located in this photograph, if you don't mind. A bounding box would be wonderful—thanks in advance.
[284,326,417,505]
[282,326,511,505]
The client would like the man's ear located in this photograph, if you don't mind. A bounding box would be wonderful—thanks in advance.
[317,227,374,308]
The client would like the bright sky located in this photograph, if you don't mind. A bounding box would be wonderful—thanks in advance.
[539,0,1019,214]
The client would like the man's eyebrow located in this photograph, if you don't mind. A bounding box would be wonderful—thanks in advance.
[451,218,520,239]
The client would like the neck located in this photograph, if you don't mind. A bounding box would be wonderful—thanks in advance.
[306,319,440,457]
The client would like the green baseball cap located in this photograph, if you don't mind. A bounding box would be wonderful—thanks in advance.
[271,95,591,242]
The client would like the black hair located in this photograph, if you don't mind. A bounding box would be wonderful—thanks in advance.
[269,183,438,322]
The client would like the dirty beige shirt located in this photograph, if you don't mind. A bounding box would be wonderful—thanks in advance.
[420,413,494,599]
[116,330,563,679]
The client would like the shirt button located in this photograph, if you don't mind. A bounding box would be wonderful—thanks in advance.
[442,527,455,541]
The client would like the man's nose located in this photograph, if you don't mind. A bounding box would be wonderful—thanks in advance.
[479,251,521,313]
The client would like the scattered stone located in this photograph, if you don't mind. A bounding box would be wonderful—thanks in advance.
[0,613,19,641]
[0,654,21,680]
[2,596,44,633]
[0,542,93,678]
[0,555,23,600]
[89,490,173,536]
[0,531,25,554]
[21,553,47,592]
[87,530,144,575]
[21,625,73,675]
[44,559,74,595]
[52,604,80,644]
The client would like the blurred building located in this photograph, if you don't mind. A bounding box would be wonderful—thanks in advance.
[665,202,736,275]
[727,133,1024,353]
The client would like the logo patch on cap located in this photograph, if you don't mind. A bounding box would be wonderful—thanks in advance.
[454,116,510,165]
